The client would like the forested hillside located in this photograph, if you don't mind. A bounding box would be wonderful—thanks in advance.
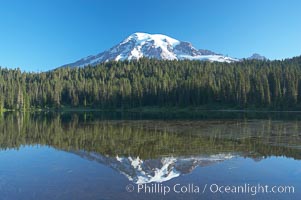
[0,56,301,110]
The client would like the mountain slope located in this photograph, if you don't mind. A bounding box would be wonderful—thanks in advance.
[61,32,238,68]
[246,53,267,61]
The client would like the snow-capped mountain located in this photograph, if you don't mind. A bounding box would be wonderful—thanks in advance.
[246,53,267,61]
[61,32,238,68]
[72,150,235,184]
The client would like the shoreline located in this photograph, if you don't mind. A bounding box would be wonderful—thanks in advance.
[2,106,301,113]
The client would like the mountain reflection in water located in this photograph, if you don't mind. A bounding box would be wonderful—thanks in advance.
[0,112,300,184]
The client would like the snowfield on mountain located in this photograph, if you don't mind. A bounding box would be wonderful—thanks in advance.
[61,32,239,68]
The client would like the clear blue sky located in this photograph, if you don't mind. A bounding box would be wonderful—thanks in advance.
[0,0,300,71]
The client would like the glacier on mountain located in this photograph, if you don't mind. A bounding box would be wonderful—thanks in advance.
[61,32,239,68]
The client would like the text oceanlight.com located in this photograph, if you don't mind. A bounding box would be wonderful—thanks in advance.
[126,183,295,196]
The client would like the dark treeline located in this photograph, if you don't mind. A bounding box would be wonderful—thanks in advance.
[1,56,301,110]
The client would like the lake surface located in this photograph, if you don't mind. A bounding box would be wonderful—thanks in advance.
[0,111,300,200]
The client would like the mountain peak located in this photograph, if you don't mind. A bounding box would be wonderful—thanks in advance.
[127,32,180,44]
[119,32,181,61]
[247,53,267,61]
[61,32,238,68]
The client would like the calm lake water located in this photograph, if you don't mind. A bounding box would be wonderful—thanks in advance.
[0,111,300,200]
